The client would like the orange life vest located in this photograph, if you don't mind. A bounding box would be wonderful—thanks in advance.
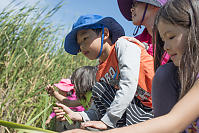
[96,42,154,108]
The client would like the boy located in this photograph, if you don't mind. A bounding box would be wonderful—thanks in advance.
[58,14,154,129]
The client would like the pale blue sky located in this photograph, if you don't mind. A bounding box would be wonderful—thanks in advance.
[0,0,144,39]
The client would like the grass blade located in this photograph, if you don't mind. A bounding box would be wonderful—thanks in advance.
[25,104,53,126]
[0,120,57,133]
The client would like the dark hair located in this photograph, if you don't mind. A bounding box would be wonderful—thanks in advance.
[153,0,199,98]
[71,66,97,100]
[92,28,112,42]
[92,28,102,35]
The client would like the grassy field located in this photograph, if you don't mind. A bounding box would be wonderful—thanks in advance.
[0,2,96,132]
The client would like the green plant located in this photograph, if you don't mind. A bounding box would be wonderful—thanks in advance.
[0,1,96,132]
[0,120,57,133]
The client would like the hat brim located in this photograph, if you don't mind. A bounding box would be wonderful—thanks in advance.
[137,0,162,7]
[117,0,162,21]
[64,17,125,55]
[54,83,74,92]
[117,0,134,21]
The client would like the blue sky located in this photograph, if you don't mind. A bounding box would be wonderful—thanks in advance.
[0,0,144,39]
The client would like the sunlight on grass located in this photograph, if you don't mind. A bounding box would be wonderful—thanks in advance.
[0,1,96,133]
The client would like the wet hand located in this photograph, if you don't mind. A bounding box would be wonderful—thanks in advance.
[81,121,108,130]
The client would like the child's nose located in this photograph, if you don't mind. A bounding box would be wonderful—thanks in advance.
[164,42,170,51]
[80,43,85,50]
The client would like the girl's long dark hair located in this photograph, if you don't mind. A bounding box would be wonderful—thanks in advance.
[153,0,199,99]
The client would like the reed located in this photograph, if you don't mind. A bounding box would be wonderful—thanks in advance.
[0,1,96,132]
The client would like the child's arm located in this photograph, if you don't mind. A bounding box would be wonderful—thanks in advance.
[45,85,67,104]
[101,38,142,128]
[61,79,199,133]
[98,79,199,133]
[53,102,100,122]
[53,91,81,107]
[45,85,81,107]
[53,103,83,121]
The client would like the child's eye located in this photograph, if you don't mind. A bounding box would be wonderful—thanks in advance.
[83,37,88,41]
[169,36,175,40]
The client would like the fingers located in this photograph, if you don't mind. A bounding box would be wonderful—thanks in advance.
[52,104,66,114]
[81,121,93,127]
[53,103,75,121]
[81,121,98,129]
[52,106,66,121]
[81,122,93,129]
[81,121,108,130]
[55,103,73,113]
[45,84,55,96]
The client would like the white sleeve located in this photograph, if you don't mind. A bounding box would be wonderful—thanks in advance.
[101,38,141,128]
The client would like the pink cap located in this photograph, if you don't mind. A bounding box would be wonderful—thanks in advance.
[54,79,74,92]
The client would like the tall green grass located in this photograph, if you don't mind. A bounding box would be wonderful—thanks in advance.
[0,2,96,133]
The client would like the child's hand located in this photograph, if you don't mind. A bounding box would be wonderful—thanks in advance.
[45,118,51,125]
[81,121,108,130]
[53,103,83,121]
[45,84,55,96]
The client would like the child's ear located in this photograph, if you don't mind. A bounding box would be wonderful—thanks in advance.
[103,27,110,40]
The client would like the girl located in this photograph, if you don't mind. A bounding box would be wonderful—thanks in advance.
[45,78,83,109]
[117,1,174,117]
[45,78,84,131]
[45,78,84,125]
[46,66,97,131]
[53,66,99,123]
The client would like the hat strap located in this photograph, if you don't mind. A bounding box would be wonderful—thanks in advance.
[96,26,104,59]
[133,3,149,36]
[133,25,142,36]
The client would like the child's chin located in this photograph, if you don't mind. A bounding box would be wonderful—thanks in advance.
[173,60,180,67]
[87,56,96,60]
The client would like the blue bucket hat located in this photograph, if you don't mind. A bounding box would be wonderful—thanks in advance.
[64,14,125,55]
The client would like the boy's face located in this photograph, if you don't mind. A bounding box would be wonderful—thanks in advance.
[77,29,101,60]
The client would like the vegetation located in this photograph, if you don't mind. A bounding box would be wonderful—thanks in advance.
[0,2,96,132]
